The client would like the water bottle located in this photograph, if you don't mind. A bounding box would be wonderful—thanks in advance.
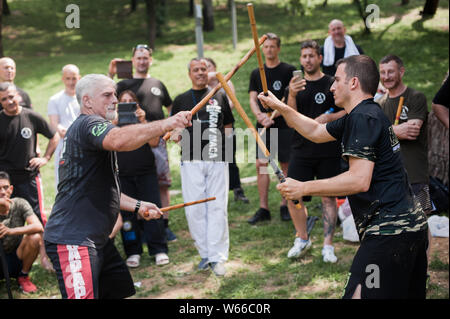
[324,107,334,114]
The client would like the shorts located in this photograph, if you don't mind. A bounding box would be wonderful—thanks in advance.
[0,251,22,279]
[342,229,428,299]
[10,174,46,225]
[256,127,293,163]
[411,183,432,214]
[288,155,341,202]
[45,239,135,299]
[152,138,172,187]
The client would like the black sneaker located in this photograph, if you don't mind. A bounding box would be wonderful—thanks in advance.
[233,187,249,203]
[247,208,271,225]
[280,205,291,221]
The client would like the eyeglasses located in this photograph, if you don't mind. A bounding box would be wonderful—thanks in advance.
[132,44,152,55]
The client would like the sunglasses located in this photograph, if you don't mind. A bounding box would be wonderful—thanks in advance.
[132,44,152,55]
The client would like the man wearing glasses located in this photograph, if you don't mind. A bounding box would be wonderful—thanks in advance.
[108,44,175,266]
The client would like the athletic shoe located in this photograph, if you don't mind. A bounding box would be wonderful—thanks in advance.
[166,227,178,242]
[209,262,226,276]
[233,187,249,203]
[247,208,271,225]
[17,275,37,294]
[155,253,170,266]
[198,258,209,270]
[287,237,311,258]
[280,205,291,221]
[322,245,338,263]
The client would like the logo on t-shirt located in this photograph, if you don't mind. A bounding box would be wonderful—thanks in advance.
[315,92,326,104]
[272,80,282,91]
[21,127,32,139]
[399,105,409,121]
[91,123,108,137]
[151,87,161,96]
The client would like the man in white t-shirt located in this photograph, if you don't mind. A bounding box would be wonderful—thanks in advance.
[47,64,81,189]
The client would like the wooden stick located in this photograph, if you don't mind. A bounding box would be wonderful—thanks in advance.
[394,96,404,125]
[216,72,301,209]
[163,34,268,141]
[258,110,279,136]
[247,3,268,96]
[144,197,216,217]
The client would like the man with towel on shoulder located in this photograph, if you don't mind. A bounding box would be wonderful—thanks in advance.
[321,19,364,76]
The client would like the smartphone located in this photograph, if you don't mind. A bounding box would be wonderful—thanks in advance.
[116,60,133,79]
[292,70,303,82]
[117,102,138,126]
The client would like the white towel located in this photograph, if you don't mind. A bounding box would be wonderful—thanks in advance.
[323,34,360,66]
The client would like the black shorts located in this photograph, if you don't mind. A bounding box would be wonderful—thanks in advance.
[45,239,135,299]
[256,127,293,163]
[287,155,341,202]
[0,251,22,279]
[342,229,428,299]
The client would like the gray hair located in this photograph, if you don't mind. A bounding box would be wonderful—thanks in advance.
[75,74,115,107]
[62,64,80,75]
[0,82,16,92]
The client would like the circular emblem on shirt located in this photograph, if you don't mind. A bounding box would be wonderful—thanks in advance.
[21,127,32,139]
[399,105,409,120]
[151,87,161,96]
[272,80,282,91]
[315,92,326,104]
[123,221,133,232]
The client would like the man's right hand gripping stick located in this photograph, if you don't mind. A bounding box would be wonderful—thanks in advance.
[216,72,302,209]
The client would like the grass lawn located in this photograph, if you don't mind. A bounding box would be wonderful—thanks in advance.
[0,0,448,299]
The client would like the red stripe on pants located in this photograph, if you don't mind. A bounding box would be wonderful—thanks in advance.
[57,245,94,299]
[35,174,47,226]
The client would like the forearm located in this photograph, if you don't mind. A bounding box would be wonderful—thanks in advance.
[432,103,449,128]
[303,171,368,197]
[8,224,43,236]
[120,193,139,212]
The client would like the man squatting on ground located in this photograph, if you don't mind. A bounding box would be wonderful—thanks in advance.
[43,74,191,299]
[259,55,428,299]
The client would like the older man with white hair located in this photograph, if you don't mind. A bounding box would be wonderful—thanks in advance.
[47,64,81,189]
[43,74,192,299]
[321,19,364,76]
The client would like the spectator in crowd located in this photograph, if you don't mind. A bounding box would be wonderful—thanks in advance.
[321,19,364,76]
[204,56,249,204]
[116,89,169,268]
[47,64,81,190]
[43,74,191,299]
[259,54,428,299]
[431,74,449,129]
[171,58,234,276]
[284,40,346,262]
[0,82,59,271]
[0,171,43,294]
[0,57,32,109]
[248,32,296,224]
[108,44,177,242]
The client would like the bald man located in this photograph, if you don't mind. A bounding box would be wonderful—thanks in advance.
[321,19,364,76]
[0,57,32,109]
[47,64,81,188]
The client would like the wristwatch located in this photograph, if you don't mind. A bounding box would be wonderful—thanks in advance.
[134,200,141,214]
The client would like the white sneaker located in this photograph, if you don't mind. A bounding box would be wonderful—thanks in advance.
[287,237,311,258]
[209,262,226,276]
[322,245,338,263]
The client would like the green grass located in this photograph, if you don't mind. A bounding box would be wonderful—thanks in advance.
[0,0,448,299]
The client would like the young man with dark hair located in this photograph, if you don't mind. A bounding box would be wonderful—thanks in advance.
[108,44,177,243]
[248,32,296,224]
[284,40,346,262]
[258,55,428,299]
[0,171,43,293]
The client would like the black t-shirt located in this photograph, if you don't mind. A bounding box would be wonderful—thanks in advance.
[248,62,296,129]
[172,88,234,161]
[326,99,427,240]
[116,77,172,122]
[0,108,56,181]
[285,74,342,158]
[432,76,449,108]
[44,114,120,249]
[117,144,156,177]
[320,45,364,76]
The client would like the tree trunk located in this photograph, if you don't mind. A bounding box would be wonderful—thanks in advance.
[189,0,194,17]
[353,0,371,34]
[421,0,439,16]
[145,0,157,50]
[202,0,214,32]
[2,0,9,16]
[0,0,4,58]
[428,110,449,186]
